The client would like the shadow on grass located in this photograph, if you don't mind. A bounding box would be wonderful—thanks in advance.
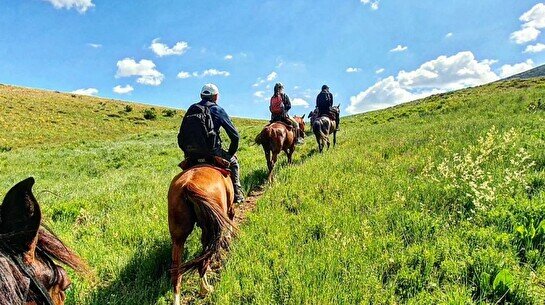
[88,239,183,305]
[241,168,268,194]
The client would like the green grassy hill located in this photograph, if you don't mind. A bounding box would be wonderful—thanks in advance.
[1,79,544,304]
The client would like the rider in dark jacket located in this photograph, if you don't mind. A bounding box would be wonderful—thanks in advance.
[316,85,339,130]
[178,84,244,203]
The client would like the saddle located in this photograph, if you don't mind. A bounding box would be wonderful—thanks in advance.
[178,156,231,177]
[267,121,293,130]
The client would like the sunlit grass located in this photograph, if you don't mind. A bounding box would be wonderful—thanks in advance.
[1,79,545,304]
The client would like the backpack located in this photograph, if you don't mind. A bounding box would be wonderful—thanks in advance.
[270,95,284,115]
[178,103,216,158]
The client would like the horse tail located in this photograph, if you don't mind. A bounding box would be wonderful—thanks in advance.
[256,126,278,150]
[179,184,235,274]
[255,129,264,145]
[313,120,327,142]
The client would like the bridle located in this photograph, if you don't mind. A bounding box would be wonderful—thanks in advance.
[0,239,57,305]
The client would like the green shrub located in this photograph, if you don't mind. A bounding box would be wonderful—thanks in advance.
[143,108,157,120]
[162,109,177,117]
[124,105,133,112]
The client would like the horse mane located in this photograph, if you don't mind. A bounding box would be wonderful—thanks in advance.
[37,227,89,275]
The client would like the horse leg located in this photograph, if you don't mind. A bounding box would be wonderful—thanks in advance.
[315,133,322,153]
[169,195,195,305]
[286,147,294,164]
[333,131,337,147]
[267,152,278,182]
[170,228,193,305]
[198,229,214,296]
[264,147,273,174]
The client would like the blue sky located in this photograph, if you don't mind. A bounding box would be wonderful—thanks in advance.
[1,0,544,118]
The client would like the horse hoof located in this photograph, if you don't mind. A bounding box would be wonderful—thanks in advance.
[199,285,214,297]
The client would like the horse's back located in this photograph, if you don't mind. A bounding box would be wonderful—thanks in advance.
[169,166,233,207]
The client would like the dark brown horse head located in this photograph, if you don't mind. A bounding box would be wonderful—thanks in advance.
[293,115,306,138]
[0,178,87,305]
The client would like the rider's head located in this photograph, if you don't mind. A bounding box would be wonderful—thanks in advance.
[200,83,219,103]
[274,82,284,96]
[321,84,329,92]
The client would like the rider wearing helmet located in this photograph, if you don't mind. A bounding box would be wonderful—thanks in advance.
[316,84,339,130]
[269,83,303,144]
[178,84,244,203]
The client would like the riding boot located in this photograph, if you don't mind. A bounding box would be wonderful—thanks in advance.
[228,156,244,203]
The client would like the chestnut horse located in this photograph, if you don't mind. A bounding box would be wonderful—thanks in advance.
[0,177,87,305]
[168,165,236,304]
[309,105,339,153]
[255,115,305,182]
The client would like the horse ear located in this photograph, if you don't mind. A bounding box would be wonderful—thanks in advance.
[302,114,306,119]
[0,177,41,257]
[337,103,341,108]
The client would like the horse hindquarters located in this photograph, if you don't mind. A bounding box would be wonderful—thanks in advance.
[168,176,235,303]
[313,121,325,153]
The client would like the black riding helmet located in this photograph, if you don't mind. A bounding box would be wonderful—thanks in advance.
[322,84,329,91]
[274,83,284,95]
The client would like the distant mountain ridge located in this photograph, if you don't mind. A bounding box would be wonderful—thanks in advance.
[505,64,545,80]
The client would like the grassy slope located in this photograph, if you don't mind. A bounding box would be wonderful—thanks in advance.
[1,79,544,304]
[0,84,181,149]
[0,85,280,304]
[213,79,545,304]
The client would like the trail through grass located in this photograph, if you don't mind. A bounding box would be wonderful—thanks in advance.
[2,79,545,304]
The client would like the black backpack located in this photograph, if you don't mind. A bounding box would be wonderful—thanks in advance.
[178,103,216,158]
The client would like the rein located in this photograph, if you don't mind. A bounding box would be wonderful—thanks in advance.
[0,239,55,305]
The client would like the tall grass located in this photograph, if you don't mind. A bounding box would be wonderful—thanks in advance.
[0,79,544,304]
[213,79,545,304]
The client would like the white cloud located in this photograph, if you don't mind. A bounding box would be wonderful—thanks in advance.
[360,0,379,10]
[346,67,362,73]
[396,51,498,90]
[445,32,453,38]
[266,71,278,81]
[115,58,164,86]
[510,3,545,44]
[176,71,191,79]
[150,38,189,57]
[376,68,385,74]
[87,43,102,48]
[291,98,310,108]
[254,91,265,98]
[499,59,535,78]
[43,0,94,13]
[481,59,499,66]
[113,85,134,94]
[520,3,545,29]
[191,69,230,78]
[224,54,233,60]
[252,78,265,87]
[71,88,98,96]
[390,45,408,52]
[347,51,500,114]
[524,42,545,53]
[510,26,541,44]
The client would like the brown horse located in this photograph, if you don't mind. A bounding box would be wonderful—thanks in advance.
[309,105,339,153]
[255,115,305,182]
[0,177,87,305]
[168,165,236,304]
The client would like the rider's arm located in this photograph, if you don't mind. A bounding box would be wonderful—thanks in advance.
[214,107,240,157]
[283,94,292,112]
